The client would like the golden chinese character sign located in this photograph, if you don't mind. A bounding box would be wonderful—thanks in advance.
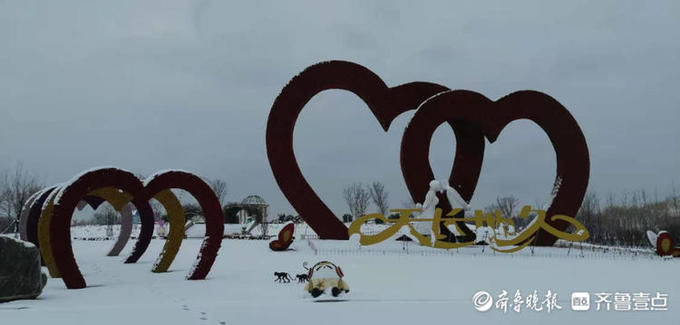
[348,206,590,252]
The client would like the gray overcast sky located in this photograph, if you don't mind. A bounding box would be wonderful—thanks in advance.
[1,0,679,217]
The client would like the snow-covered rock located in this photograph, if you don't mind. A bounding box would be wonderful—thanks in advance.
[0,235,47,302]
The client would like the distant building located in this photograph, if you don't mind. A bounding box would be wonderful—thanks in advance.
[225,195,269,224]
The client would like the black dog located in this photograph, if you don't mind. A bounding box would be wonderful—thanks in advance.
[296,274,309,283]
[274,272,292,283]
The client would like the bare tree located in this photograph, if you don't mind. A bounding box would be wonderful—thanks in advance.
[576,191,601,238]
[368,181,389,215]
[486,196,519,218]
[671,182,679,213]
[93,204,120,225]
[209,178,228,205]
[402,197,418,209]
[0,164,43,232]
[533,198,547,210]
[0,187,8,216]
[606,191,616,209]
[134,172,167,221]
[0,216,13,234]
[343,183,371,219]
[150,200,165,222]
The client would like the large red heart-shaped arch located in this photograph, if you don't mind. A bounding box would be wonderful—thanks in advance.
[143,170,224,280]
[24,186,59,253]
[49,168,224,289]
[402,90,590,246]
[266,60,486,239]
[49,169,156,288]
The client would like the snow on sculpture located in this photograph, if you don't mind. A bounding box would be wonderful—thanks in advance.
[142,170,223,279]
[268,60,590,247]
[18,190,41,241]
[22,186,58,251]
[398,180,471,244]
[28,186,145,277]
[647,230,680,257]
[401,90,590,246]
[30,167,223,289]
[32,183,188,281]
[409,180,441,238]
[38,187,63,278]
[266,60,452,240]
[0,236,48,302]
[149,188,186,273]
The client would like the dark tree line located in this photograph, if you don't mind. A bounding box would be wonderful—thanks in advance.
[575,190,680,247]
[481,190,680,248]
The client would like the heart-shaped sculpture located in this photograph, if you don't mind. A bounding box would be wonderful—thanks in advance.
[19,189,43,241]
[143,170,224,280]
[402,90,590,246]
[28,186,161,278]
[266,60,486,239]
[49,168,224,289]
[23,186,143,267]
[49,169,155,288]
[400,108,486,243]
[23,186,59,252]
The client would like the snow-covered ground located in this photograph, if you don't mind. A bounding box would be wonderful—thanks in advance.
[71,222,315,239]
[1,227,678,324]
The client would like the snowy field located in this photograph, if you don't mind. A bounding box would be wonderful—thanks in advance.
[1,233,678,325]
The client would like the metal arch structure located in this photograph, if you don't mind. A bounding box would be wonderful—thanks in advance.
[21,168,224,289]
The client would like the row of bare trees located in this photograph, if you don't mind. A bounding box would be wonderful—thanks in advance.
[342,181,390,221]
[485,190,680,247]
[157,178,228,223]
[575,190,680,247]
[0,164,232,229]
[0,164,43,233]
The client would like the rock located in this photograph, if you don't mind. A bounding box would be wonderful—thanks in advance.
[0,235,47,302]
